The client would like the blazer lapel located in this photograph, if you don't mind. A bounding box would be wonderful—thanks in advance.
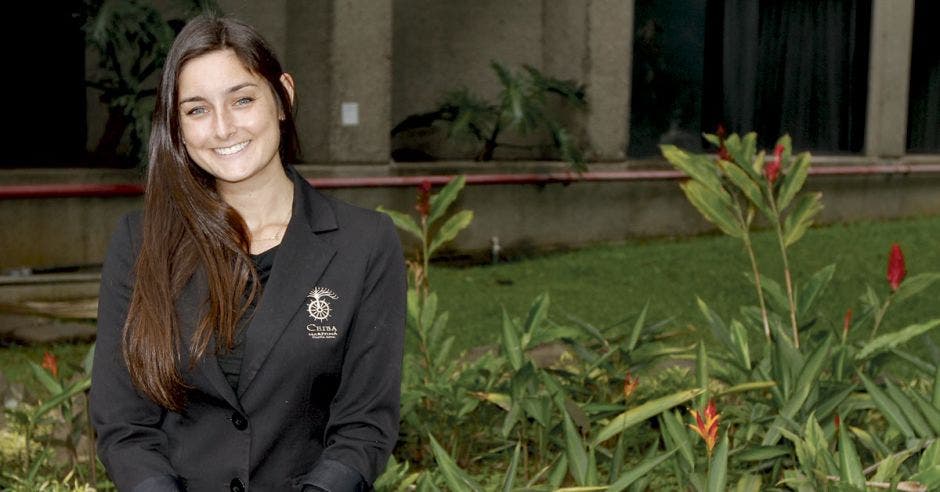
[178,267,243,411]
[238,168,338,397]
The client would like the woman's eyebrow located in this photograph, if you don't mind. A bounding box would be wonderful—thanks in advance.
[179,82,259,105]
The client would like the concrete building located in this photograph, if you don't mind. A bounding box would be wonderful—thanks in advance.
[1,0,938,272]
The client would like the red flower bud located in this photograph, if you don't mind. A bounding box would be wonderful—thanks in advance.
[415,180,432,219]
[843,308,852,338]
[764,145,783,184]
[887,243,907,291]
[42,351,58,378]
[834,414,841,430]
[623,372,639,400]
[716,125,730,162]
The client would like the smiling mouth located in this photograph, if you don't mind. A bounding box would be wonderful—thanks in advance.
[214,140,250,156]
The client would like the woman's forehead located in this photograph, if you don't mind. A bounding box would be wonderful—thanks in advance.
[177,49,263,98]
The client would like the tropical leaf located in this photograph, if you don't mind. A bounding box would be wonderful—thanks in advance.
[858,372,917,440]
[660,145,723,192]
[782,192,823,246]
[763,336,832,446]
[428,175,467,225]
[592,388,704,445]
[607,448,677,492]
[706,433,729,492]
[428,210,474,256]
[377,207,423,241]
[428,433,483,492]
[777,152,810,211]
[838,423,866,489]
[856,319,940,361]
[680,180,744,239]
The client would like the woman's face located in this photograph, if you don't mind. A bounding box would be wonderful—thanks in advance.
[177,49,293,187]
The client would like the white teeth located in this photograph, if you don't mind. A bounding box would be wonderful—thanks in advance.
[214,141,249,155]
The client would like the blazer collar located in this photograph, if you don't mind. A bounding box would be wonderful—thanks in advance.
[236,165,338,397]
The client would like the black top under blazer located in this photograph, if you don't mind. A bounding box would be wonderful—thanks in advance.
[90,166,406,492]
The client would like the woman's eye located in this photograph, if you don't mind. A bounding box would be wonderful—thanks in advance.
[186,106,207,116]
[235,97,254,106]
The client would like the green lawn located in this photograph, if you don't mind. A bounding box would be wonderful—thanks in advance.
[431,214,940,354]
[3,214,940,385]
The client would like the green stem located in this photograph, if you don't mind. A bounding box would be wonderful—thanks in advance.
[421,216,430,294]
[743,232,771,342]
[870,297,892,340]
[768,194,800,348]
[733,204,771,341]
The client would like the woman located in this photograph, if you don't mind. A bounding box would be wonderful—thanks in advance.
[90,15,406,492]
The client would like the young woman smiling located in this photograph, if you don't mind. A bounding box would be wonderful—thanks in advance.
[90,15,405,492]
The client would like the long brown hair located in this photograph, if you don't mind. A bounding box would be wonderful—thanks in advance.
[124,15,300,412]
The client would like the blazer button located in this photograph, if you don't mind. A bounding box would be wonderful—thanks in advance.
[230,477,246,492]
[231,412,248,431]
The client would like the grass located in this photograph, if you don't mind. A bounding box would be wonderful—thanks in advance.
[3,214,940,387]
[431,214,940,355]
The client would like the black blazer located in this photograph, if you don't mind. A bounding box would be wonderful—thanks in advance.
[90,166,406,492]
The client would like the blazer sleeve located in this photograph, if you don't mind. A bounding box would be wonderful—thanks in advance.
[89,213,183,492]
[301,214,406,492]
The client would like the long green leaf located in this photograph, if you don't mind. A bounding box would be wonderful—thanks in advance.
[501,309,523,371]
[763,335,831,445]
[377,207,424,241]
[796,264,836,321]
[782,192,822,246]
[428,210,474,256]
[736,446,790,462]
[661,145,723,192]
[884,379,933,438]
[734,475,762,492]
[501,442,521,492]
[607,449,677,492]
[856,319,940,361]
[28,360,62,395]
[627,301,649,352]
[893,273,940,304]
[33,377,91,420]
[564,412,589,485]
[523,293,550,342]
[706,433,729,492]
[593,388,704,445]
[909,390,940,435]
[697,341,708,408]
[858,372,916,440]
[661,410,695,470]
[719,160,773,220]
[428,433,483,492]
[838,423,866,489]
[777,152,810,211]
[428,175,466,225]
[715,381,777,397]
[680,180,743,239]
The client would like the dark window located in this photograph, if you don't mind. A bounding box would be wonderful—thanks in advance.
[1,2,86,167]
[907,0,940,153]
[629,0,871,157]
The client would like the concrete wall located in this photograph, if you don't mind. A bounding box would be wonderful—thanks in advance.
[3,162,940,270]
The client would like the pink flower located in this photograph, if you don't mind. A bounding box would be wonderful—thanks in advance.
[415,180,432,219]
[887,243,907,291]
[764,145,783,184]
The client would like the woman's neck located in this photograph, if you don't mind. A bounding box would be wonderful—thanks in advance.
[216,165,294,250]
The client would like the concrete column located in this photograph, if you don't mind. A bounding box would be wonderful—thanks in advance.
[865,0,915,158]
[584,0,633,162]
[328,0,393,163]
[217,0,289,60]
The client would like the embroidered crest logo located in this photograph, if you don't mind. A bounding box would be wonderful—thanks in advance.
[306,287,338,321]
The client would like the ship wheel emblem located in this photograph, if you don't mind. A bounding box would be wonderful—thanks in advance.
[306,287,339,321]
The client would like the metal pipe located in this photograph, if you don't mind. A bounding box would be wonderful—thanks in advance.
[2,163,940,200]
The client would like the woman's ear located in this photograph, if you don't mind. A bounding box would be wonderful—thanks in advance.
[279,73,296,119]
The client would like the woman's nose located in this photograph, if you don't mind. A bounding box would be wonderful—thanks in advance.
[213,108,236,140]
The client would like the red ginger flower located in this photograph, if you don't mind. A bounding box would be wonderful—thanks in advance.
[623,372,639,400]
[689,400,720,456]
[42,351,58,378]
[716,124,730,161]
[887,243,907,291]
[415,180,432,219]
[764,144,783,184]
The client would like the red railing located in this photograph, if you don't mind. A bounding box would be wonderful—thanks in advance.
[3,164,940,200]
